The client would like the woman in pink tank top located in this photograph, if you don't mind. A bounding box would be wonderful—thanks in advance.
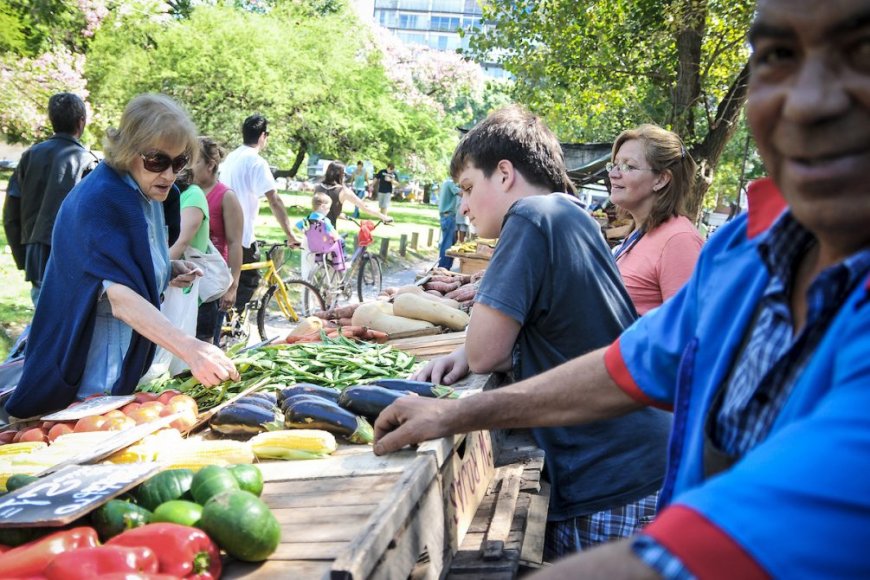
[192,137,244,341]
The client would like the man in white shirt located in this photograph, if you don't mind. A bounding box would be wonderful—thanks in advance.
[219,114,300,310]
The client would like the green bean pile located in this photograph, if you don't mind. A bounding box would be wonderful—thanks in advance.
[138,336,419,411]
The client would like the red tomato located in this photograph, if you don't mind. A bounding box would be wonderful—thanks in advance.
[103,410,127,420]
[156,390,182,405]
[100,416,136,431]
[160,405,197,431]
[138,401,165,412]
[166,395,198,416]
[74,415,108,432]
[119,402,141,415]
[18,427,48,443]
[125,406,163,425]
[47,423,75,442]
[133,392,159,404]
[0,430,18,444]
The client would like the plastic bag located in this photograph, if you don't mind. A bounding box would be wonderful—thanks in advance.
[140,279,199,381]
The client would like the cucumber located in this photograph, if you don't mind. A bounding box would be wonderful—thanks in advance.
[200,490,281,562]
[5,474,40,492]
[191,465,240,505]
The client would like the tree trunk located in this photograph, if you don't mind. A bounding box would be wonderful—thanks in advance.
[686,60,751,218]
[287,139,308,178]
[671,0,706,139]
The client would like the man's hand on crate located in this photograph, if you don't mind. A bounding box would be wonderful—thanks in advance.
[373,396,461,455]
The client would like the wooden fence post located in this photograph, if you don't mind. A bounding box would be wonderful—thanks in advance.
[427,229,435,247]
[379,238,390,260]
[399,234,408,256]
[410,232,419,250]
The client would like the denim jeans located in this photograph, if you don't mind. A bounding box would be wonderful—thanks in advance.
[352,188,366,218]
[438,214,457,269]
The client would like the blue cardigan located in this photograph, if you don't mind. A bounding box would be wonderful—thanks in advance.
[605,179,870,578]
[6,163,161,418]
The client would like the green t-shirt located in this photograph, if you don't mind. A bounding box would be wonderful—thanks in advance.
[180,184,210,253]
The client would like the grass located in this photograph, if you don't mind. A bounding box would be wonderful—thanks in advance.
[0,182,441,359]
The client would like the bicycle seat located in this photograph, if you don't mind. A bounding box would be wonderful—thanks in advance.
[304,219,346,271]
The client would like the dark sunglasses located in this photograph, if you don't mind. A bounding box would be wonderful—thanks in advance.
[140,151,190,174]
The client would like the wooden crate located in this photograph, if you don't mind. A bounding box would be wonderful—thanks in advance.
[457,255,489,275]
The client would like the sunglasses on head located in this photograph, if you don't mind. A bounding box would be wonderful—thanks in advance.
[140,151,190,174]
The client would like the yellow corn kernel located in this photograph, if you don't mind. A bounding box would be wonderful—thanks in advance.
[0,442,48,456]
[249,429,337,460]
[159,439,254,469]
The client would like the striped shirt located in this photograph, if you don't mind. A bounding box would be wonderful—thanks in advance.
[632,212,870,578]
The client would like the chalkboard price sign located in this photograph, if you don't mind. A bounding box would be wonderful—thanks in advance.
[0,463,160,528]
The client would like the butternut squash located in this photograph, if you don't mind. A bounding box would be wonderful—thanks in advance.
[288,316,323,338]
[351,302,435,335]
[392,293,470,331]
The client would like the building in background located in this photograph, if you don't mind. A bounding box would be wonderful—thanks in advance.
[360,0,505,77]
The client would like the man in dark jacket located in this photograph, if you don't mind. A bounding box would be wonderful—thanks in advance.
[3,92,98,304]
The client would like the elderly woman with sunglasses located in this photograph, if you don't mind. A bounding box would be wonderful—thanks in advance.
[6,94,239,418]
[606,124,704,315]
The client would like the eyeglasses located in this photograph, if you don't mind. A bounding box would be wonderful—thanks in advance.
[140,151,190,174]
[606,161,655,174]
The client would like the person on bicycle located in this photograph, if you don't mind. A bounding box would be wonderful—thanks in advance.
[316,162,391,228]
[6,94,239,419]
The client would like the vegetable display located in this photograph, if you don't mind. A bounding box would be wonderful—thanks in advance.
[138,336,419,411]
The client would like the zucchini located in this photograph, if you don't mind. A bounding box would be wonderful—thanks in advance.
[278,384,340,404]
[209,402,283,436]
[338,385,412,421]
[284,398,373,444]
[5,474,39,492]
[369,378,456,398]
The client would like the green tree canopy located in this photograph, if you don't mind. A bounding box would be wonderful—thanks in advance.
[468,0,756,212]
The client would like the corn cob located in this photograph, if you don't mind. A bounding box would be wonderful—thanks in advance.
[249,429,337,460]
[159,439,254,470]
[0,442,48,456]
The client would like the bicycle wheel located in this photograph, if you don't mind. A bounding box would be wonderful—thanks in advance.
[309,262,338,310]
[357,253,383,303]
[257,278,326,341]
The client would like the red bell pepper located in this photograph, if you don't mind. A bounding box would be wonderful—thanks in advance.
[107,523,222,579]
[44,545,159,580]
[0,526,99,577]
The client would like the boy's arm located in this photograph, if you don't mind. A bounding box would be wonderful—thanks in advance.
[465,303,520,374]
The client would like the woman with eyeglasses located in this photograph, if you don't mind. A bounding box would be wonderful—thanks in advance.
[5,94,239,418]
[606,124,704,315]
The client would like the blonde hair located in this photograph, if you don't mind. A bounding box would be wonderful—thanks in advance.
[103,94,198,173]
[612,124,697,232]
[312,192,331,211]
[198,136,226,176]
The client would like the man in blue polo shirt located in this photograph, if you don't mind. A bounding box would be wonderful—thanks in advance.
[374,0,870,577]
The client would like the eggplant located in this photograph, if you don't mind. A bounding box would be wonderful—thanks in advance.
[284,398,373,444]
[338,385,412,422]
[278,384,340,404]
[237,395,278,411]
[246,391,278,405]
[279,394,339,415]
[209,402,283,437]
[369,378,456,398]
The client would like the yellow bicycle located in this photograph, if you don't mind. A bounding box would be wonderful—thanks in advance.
[221,241,325,346]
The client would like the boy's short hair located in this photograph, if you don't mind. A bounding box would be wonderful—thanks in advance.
[48,93,86,134]
[312,192,331,210]
[242,114,267,145]
[450,105,575,194]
